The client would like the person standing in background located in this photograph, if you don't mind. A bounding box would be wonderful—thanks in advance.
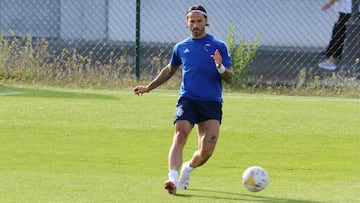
[319,0,352,71]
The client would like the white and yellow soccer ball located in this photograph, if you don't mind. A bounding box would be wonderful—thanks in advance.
[242,166,269,192]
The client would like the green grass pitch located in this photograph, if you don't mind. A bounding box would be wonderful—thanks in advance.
[0,85,359,202]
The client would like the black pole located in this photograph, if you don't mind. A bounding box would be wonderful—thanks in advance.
[135,0,141,80]
[105,0,109,40]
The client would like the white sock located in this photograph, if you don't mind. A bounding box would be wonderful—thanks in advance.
[168,170,178,184]
[184,162,195,173]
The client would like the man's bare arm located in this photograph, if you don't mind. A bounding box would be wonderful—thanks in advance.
[147,64,178,91]
[133,64,179,95]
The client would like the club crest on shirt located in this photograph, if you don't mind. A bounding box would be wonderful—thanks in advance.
[204,43,211,52]
[184,48,190,53]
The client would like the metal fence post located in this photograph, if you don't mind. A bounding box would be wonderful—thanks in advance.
[135,0,141,80]
[105,0,109,40]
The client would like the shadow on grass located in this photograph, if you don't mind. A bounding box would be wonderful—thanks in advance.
[175,188,327,203]
[0,85,119,100]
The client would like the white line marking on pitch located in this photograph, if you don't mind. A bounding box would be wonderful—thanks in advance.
[0,92,24,96]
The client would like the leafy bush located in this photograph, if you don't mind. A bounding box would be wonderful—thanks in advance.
[226,22,260,87]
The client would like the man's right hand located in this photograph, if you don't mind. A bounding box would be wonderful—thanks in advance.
[133,86,150,96]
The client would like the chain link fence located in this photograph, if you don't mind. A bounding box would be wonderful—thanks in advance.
[0,0,359,85]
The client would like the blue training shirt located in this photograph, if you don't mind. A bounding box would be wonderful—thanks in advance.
[170,34,232,103]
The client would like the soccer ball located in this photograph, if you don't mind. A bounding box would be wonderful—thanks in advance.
[242,166,269,192]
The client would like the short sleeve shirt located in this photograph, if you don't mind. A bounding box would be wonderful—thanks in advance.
[170,34,232,103]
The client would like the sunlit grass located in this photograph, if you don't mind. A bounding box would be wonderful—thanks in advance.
[0,85,359,202]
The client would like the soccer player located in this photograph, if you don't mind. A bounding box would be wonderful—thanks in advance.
[133,5,233,195]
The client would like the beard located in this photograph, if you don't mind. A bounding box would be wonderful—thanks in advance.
[191,27,205,37]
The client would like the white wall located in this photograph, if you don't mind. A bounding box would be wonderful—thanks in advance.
[0,0,341,47]
[137,0,338,47]
[60,0,108,40]
[0,0,60,38]
[108,0,136,41]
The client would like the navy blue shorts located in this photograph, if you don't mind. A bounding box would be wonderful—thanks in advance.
[174,97,222,125]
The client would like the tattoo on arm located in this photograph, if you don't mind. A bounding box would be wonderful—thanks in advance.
[221,67,234,84]
[148,65,177,91]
